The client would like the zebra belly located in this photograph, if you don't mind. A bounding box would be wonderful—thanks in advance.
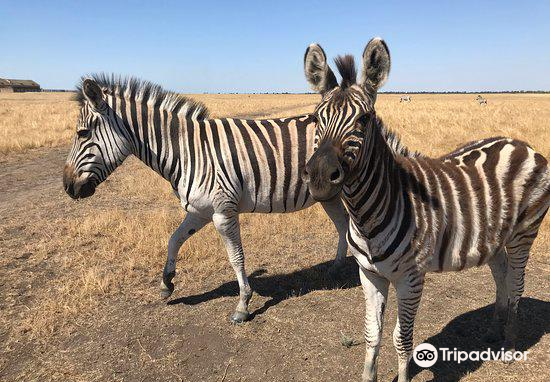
[237,183,316,213]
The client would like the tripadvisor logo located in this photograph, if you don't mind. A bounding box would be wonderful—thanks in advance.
[413,343,438,367]
[413,343,529,367]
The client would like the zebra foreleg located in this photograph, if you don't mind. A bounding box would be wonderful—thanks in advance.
[484,249,508,343]
[160,212,209,299]
[320,197,349,276]
[212,212,252,324]
[393,272,424,382]
[359,267,389,382]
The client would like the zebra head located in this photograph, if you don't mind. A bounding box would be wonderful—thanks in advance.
[301,38,391,201]
[63,78,132,199]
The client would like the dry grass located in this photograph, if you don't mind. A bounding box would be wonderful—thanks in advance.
[375,94,550,158]
[1,92,549,381]
[0,92,316,155]
[2,92,549,156]
[0,93,78,154]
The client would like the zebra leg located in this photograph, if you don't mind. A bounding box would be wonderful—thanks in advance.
[393,273,424,382]
[502,206,548,357]
[160,212,210,298]
[320,197,349,275]
[212,212,252,324]
[483,249,508,343]
[359,267,389,382]
[502,233,536,356]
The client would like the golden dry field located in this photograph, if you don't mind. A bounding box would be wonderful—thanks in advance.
[0,92,549,382]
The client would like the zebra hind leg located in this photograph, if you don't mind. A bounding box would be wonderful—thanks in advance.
[160,213,210,298]
[483,249,508,343]
[212,212,253,324]
[320,198,349,277]
[502,221,545,359]
[502,203,548,358]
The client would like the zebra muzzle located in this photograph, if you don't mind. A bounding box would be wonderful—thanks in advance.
[303,142,345,201]
[63,165,96,199]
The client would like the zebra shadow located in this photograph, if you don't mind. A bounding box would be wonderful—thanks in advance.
[167,256,360,319]
[403,297,549,382]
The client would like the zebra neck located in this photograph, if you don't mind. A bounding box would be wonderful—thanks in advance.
[110,94,185,190]
[343,121,408,244]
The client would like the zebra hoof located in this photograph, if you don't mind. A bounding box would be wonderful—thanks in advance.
[160,279,175,299]
[160,271,175,299]
[502,352,516,364]
[160,286,173,299]
[230,311,249,324]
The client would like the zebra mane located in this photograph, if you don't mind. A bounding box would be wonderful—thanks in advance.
[376,117,420,158]
[75,73,210,120]
[334,55,357,89]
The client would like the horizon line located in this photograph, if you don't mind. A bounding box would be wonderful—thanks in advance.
[39,89,550,94]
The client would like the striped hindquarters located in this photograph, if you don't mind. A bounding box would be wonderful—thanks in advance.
[404,137,549,272]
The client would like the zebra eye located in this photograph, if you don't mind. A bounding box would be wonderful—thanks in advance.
[77,129,91,139]
[357,114,370,126]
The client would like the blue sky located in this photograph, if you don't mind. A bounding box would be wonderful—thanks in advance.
[1,1,549,92]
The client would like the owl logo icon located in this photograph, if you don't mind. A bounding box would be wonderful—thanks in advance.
[413,343,438,367]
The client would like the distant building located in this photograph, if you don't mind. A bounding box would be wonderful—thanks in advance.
[0,78,41,93]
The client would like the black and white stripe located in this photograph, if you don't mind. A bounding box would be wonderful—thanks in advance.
[302,39,550,382]
[64,74,349,323]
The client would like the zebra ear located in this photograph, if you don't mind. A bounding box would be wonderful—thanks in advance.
[360,38,391,94]
[82,79,106,110]
[304,43,338,93]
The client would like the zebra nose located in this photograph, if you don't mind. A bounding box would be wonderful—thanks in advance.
[63,177,77,199]
[63,164,77,198]
[65,182,76,198]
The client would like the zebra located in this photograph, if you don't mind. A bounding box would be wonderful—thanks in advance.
[476,94,487,105]
[63,74,349,324]
[301,38,549,382]
[400,95,411,103]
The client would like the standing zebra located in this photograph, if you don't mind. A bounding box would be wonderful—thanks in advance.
[63,75,349,323]
[476,94,488,105]
[400,95,411,103]
[301,38,549,382]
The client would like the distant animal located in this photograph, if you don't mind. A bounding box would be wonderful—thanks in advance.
[63,74,349,324]
[302,37,549,382]
[400,95,411,103]
[476,94,487,105]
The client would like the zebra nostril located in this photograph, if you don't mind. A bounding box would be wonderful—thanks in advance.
[302,167,310,182]
[329,167,344,184]
[330,169,340,182]
[65,182,77,198]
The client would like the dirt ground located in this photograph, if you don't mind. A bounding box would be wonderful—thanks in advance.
[0,94,549,382]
